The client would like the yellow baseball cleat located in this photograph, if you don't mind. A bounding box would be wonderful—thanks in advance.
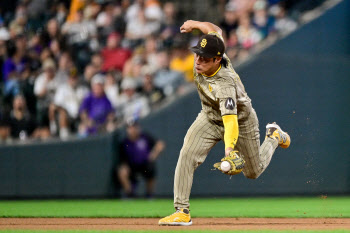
[266,122,291,148]
[158,208,192,226]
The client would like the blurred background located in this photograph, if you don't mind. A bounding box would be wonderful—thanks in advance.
[0,0,349,199]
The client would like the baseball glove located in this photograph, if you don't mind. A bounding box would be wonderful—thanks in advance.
[213,151,245,176]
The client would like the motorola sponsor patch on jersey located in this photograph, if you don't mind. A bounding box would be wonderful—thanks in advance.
[225,98,235,110]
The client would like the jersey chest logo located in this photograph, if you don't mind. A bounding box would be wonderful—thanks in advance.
[225,98,235,110]
[208,84,212,92]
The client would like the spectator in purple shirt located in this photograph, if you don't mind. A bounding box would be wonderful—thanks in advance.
[78,74,115,136]
[117,118,165,198]
[2,35,27,82]
[2,34,28,100]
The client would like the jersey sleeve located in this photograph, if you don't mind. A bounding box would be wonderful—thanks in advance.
[208,31,224,42]
[216,85,237,116]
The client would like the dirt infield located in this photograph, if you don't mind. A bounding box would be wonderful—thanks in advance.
[1,218,350,231]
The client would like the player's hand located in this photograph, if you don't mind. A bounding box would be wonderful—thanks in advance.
[213,150,245,176]
[180,20,197,33]
[225,147,234,157]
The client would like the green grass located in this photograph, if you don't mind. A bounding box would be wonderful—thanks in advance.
[0,197,349,218]
[0,231,350,233]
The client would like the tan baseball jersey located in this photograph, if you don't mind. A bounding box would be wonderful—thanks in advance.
[194,54,253,122]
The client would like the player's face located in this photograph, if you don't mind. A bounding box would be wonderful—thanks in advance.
[194,54,220,75]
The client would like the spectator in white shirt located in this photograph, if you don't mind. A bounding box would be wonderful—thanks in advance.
[51,67,89,139]
[104,71,120,110]
[34,58,59,135]
[116,77,150,123]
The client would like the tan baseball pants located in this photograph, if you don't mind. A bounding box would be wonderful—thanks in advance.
[174,109,279,208]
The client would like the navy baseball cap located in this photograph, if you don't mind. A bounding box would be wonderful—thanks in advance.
[190,34,225,58]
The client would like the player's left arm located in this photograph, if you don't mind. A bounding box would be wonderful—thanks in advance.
[213,114,244,176]
[217,83,239,156]
[222,114,239,157]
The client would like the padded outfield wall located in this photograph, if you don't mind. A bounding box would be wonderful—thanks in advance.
[0,0,349,198]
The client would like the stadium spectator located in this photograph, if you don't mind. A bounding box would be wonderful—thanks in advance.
[236,14,263,50]
[0,0,302,142]
[8,3,28,37]
[78,74,115,136]
[220,2,239,39]
[0,18,10,44]
[270,4,298,36]
[55,52,74,84]
[61,9,97,69]
[17,64,37,116]
[162,2,178,27]
[230,0,256,14]
[34,58,59,138]
[125,4,161,48]
[144,0,163,23]
[116,77,150,123]
[169,38,194,82]
[55,2,69,25]
[252,0,276,39]
[104,71,120,110]
[41,18,63,48]
[90,53,104,73]
[49,39,63,61]
[122,51,146,80]
[159,2,179,47]
[125,0,143,23]
[95,1,115,36]
[83,64,98,84]
[144,36,159,72]
[51,67,89,139]
[8,95,37,140]
[28,32,43,58]
[117,118,165,198]
[140,66,165,107]
[2,34,28,99]
[101,32,132,72]
[225,30,241,61]
[154,50,185,96]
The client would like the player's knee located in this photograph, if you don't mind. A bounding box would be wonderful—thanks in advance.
[179,147,194,161]
[244,171,260,179]
[177,151,199,171]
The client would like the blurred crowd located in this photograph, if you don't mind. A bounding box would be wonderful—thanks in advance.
[218,0,298,61]
[0,0,298,143]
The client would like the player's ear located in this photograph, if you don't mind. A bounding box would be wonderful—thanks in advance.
[214,56,222,65]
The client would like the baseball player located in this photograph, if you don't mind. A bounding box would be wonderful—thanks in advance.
[158,20,291,226]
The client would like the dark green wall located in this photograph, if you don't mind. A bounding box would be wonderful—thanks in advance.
[0,0,349,198]
[0,134,118,197]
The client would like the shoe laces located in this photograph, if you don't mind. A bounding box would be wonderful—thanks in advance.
[169,209,181,216]
[277,130,288,144]
[172,208,188,215]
